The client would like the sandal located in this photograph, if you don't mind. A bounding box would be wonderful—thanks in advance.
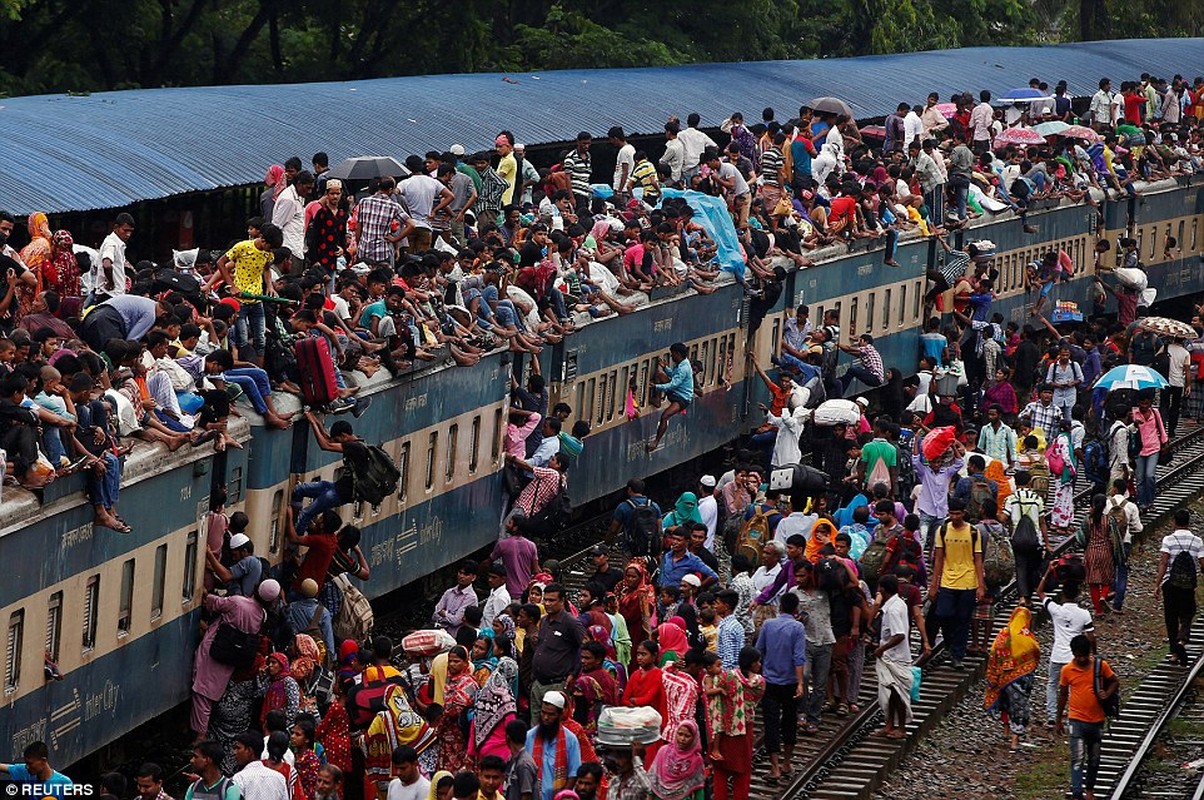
[836,702,849,716]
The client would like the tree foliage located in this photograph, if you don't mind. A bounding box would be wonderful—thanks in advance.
[0,0,1194,97]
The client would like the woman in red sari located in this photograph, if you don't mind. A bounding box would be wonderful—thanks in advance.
[617,560,656,671]
[46,230,81,299]
[315,678,352,774]
[435,646,478,772]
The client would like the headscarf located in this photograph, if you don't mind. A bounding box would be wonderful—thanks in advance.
[805,520,835,562]
[984,458,1012,510]
[493,613,516,654]
[266,164,288,200]
[663,492,703,529]
[473,657,518,749]
[656,622,689,663]
[262,652,293,723]
[587,220,611,248]
[336,639,359,681]
[587,624,616,661]
[426,772,453,800]
[48,230,80,298]
[20,212,52,268]
[553,792,580,800]
[291,634,321,681]
[472,635,499,685]
[648,720,707,800]
[984,606,1041,711]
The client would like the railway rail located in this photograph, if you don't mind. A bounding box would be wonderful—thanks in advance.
[549,422,1204,799]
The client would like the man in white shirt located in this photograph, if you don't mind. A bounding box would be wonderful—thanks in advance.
[386,745,430,800]
[609,125,635,199]
[94,212,136,301]
[1164,337,1191,436]
[660,121,686,184]
[272,171,313,274]
[873,575,914,739]
[678,112,718,182]
[1037,565,1095,724]
[1106,479,1142,613]
[398,166,454,252]
[233,733,289,800]
[969,90,996,154]
[1155,508,1204,664]
[483,562,513,628]
[708,146,750,227]
[903,105,924,150]
[1107,410,1133,486]
[697,475,719,549]
[773,502,817,550]
[1089,78,1117,129]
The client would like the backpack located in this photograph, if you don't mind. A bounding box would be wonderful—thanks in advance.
[1093,657,1121,720]
[802,372,827,409]
[1083,439,1109,487]
[978,521,1014,589]
[208,621,263,670]
[736,506,773,564]
[858,535,891,585]
[624,498,660,557]
[965,475,994,522]
[1011,493,1042,553]
[1168,543,1198,591]
[332,573,375,643]
[349,444,401,506]
[1026,460,1051,499]
[1046,442,1066,477]
[817,557,848,592]
[530,482,572,533]
[895,442,916,499]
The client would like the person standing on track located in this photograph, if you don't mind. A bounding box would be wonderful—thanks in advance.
[755,589,806,783]
[1037,564,1095,726]
[928,499,985,670]
[872,575,913,740]
[1154,508,1204,665]
[1055,635,1118,800]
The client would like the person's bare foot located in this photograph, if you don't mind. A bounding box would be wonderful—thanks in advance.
[166,435,188,452]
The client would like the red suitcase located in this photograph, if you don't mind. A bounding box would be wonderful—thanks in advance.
[294,336,339,407]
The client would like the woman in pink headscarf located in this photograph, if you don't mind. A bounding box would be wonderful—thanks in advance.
[261,164,287,221]
[648,720,707,800]
[16,212,52,318]
[256,651,301,732]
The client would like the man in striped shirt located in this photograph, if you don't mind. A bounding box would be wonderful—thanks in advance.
[562,131,593,211]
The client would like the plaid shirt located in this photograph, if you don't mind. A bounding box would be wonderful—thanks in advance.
[858,344,885,382]
[355,194,407,263]
[1021,400,1061,442]
[516,465,563,517]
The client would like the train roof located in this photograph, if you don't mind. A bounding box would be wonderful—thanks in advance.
[3,37,1200,214]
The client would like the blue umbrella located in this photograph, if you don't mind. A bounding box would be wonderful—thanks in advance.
[1094,364,1169,391]
[998,87,1052,104]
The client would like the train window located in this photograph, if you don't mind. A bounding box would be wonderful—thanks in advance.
[398,442,410,503]
[183,532,198,603]
[1179,221,1185,254]
[45,592,62,664]
[898,285,907,326]
[1194,220,1199,251]
[618,366,630,413]
[882,289,891,331]
[608,370,619,422]
[638,360,650,402]
[151,545,167,622]
[573,382,585,423]
[829,301,842,330]
[584,377,596,421]
[5,610,22,694]
[118,558,135,635]
[445,424,458,484]
[849,297,858,335]
[469,417,481,474]
[1167,224,1174,258]
[865,293,876,338]
[1136,231,1143,258]
[913,281,922,322]
[83,574,100,652]
[1150,228,1157,260]
[596,373,608,425]
[425,431,437,491]
[727,333,738,382]
[707,341,718,388]
[491,409,503,466]
[228,466,244,503]
[269,489,283,555]
[770,318,781,360]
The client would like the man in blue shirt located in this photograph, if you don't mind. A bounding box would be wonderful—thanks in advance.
[647,342,694,453]
[2,741,73,789]
[525,692,582,800]
[755,590,807,782]
[658,527,717,590]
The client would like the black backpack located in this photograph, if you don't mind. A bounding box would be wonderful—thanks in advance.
[1168,545,1198,591]
[209,623,262,670]
[350,444,401,505]
[1093,657,1121,719]
[624,498,659,557]
[817,557,848,592]
[1011,493,1042,553]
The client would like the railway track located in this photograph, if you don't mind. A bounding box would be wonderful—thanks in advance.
[552,423,1204,799]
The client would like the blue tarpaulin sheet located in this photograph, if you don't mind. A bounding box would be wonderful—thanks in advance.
[661,188,745,275]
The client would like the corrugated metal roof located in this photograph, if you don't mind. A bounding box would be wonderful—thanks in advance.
[3,38,1200,214]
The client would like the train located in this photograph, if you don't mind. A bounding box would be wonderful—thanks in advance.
[2,174,1202,769]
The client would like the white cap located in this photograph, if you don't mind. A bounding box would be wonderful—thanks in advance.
[543,691,566,709]
[855,397,869,408]
[680,574,702,588]
[257,578,281,602]
[450,144,466,156]
[229,533,251,549]
[699,475,717,488]
[515,143,527,151]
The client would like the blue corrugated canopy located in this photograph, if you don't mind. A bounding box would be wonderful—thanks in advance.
[3,38,1200,214]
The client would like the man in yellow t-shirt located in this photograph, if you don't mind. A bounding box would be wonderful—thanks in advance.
[495,131,517,206]
[204,222,283,366]
[927,497,984,669]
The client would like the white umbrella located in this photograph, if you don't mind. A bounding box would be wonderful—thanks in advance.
[1094,364,1169,391]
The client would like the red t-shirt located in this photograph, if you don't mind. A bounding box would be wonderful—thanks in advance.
[830,196,857,224]
[294,531,339,590]
[1123,94,1144,124]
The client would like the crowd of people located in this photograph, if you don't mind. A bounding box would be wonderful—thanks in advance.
[5,66,1204,800]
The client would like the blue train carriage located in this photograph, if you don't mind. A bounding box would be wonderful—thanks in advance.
[0,418,251,769]
[1121,176,1204,302]
[546,278,749,499]
[279,351,511,602]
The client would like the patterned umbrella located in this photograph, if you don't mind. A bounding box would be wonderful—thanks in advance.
[935,102,958,118]
[1095,364,1169,391]
[1061,125,1100,142]
[1138,316,1197,339]
[993,127,1046,147]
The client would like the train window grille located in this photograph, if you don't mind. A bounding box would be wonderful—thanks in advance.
[574,382,585,424]
[769,319,781,360]
[445,425,458,484]
[882,289,891,331]
[849,297,858,334]
[151,545,167,621]
[584,377,597,423]
[5,610,22,694]
[425,431,437,491]
[398,442,411,504]
[1167,224,1174,258]
[707,342,717,388]
[912,282,921,323]
[618,366,630,413]
[183,532,198,603]
[865,293,875,339]
[1150,227,1158,260]
[727,333,738,379]
[469,418,481,474]
[118,558,135,635]
[830,301,842,331]
[83,574,100,651]
[1136,231,1143,258]
[492,408,504,466]
[1193,219,1199,251]
[1178,221,1185,254]
[228,466,244,503]
[607,370,619,422]
[898,285,906,327]
[46,592,62,664]
[269,489,283,555]
[596,373,608,425]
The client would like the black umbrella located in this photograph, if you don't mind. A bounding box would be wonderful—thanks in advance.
[327,156,410,181]
[808,96,855,117]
